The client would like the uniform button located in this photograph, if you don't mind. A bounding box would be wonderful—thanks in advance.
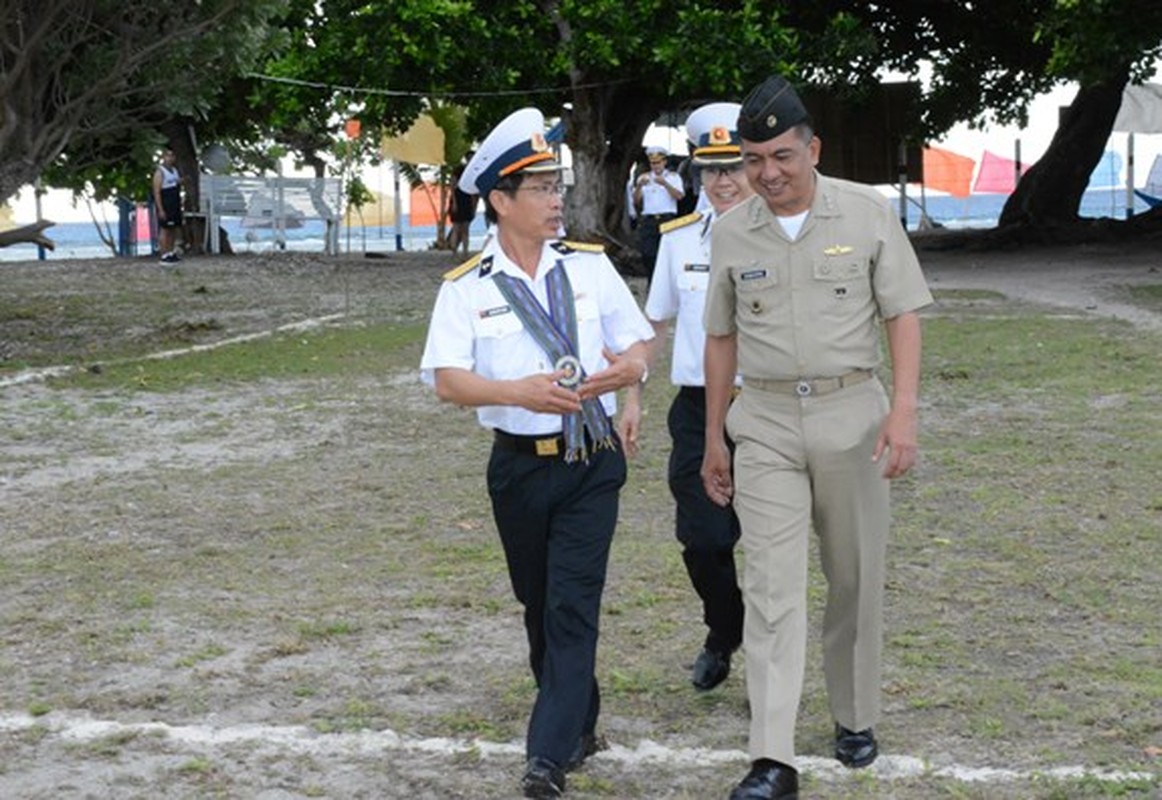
[751,300,762,313]
[821,264,831,275]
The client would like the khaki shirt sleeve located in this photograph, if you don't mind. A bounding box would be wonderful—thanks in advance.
[871,205,934,319]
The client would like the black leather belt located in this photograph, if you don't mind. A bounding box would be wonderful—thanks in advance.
[493,429,568,458]
[493,425,614,458]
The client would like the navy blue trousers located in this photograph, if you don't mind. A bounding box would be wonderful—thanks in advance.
[487,441,626,766]
[668,387,744,655]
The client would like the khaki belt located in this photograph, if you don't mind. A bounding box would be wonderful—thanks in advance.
[743,369,873,398]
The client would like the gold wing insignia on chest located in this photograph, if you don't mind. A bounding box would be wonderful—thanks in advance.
[822,245,854,256]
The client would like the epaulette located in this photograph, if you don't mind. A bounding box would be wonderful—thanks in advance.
[443,253,482,281]
[660,212,703,235]
[551,240,606,255]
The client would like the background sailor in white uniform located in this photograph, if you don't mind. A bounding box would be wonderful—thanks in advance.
[620,102,751,694]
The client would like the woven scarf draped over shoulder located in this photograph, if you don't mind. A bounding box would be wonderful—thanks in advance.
[491,262,614,462]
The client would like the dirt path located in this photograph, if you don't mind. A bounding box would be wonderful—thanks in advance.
[916,238,1162,330]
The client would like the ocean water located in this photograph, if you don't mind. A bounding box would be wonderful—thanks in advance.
[1,188,1151,263]
[898,186,1150,230]
[0,216,489,263]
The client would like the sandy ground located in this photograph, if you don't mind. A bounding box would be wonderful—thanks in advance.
[0,240,1160,799]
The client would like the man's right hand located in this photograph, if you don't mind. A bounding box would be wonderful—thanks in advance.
[516,370,582,414]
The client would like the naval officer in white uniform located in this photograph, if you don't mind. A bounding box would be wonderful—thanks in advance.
[420,107,654,799]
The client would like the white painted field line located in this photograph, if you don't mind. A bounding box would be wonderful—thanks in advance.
[0,313,347,389]
[0,712,1154,787]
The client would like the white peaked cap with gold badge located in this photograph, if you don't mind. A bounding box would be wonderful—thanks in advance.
[459,108,561,196]
[685,102,743,167]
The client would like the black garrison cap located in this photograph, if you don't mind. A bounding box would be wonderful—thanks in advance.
[737,75,812,142]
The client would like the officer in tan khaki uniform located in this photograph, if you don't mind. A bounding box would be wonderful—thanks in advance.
[701,75,933,800]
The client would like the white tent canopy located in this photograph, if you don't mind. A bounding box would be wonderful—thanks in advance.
[1114,83,1162,133]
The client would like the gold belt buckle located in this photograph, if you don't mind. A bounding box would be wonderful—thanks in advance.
[535,437,560,457]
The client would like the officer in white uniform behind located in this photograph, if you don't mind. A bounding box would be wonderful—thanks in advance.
[632,145,685,284]
[420,107,654,800]
[620,102,750,695]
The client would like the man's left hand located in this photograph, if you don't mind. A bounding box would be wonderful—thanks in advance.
[872,407,918,479]
[577,346,646,400]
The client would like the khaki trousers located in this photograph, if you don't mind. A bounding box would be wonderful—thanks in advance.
[726,377,890,767]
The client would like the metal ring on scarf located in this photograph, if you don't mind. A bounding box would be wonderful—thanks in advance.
[555,354,582,388]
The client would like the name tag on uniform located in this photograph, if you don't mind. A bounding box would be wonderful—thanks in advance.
[684,263,710,273]
[740,269,768,281]
[478,305,512,319]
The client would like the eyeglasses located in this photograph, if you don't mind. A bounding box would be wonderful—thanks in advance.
[517,183,567,198]
[702,165,745,180]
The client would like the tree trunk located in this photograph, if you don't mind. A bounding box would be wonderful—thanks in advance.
[0,159,41,210]
[999,68,1130,228]
[0,220,55,250]
[564,84,661,275]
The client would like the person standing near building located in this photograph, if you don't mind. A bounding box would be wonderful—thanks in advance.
[152,148,183,263]
[632,145,684,284]
[420,107,653,799]
[446,163,477,256]
[700,75,934,800]
[619,102,749,694]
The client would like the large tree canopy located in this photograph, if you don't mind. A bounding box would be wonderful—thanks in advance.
[0,0,288,212]
[997,1,1162,230]
[253,0,868,267]
[251,0,1162,261]
[6,0,1161,254]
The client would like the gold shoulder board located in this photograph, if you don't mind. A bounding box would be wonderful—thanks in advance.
[561,240,605,253]
[443,253,482,281]
[660,212,703,235]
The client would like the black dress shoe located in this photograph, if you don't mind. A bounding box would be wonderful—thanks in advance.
[565,732,606,772]
[729,759,798,800]
[835,724,878,768]
[691,647,731,690]
[522,756,565,798]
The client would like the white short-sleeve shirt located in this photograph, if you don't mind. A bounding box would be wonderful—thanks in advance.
[639,170,685,216]
[644,212,715,387]
[421,238,655,435]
